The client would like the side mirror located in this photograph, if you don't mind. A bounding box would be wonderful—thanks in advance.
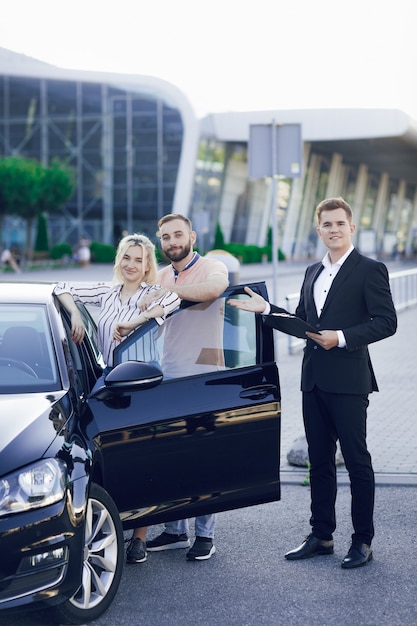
[89,361,163,400]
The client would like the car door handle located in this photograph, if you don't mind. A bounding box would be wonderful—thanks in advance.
[239,384,277,400]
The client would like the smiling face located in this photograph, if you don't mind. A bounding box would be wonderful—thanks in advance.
[316,207,355,262]
[120,244,148,286]
[159,218,196,269]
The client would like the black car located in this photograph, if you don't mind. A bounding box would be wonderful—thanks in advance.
[0,281,281,624]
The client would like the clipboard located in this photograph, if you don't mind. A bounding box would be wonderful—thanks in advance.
[263,313,321,339]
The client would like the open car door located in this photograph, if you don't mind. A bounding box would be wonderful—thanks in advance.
[86,282,281,529]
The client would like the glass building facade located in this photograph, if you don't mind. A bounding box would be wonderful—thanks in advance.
[2,52,417,264]
[0,73,185,248]
[191,122,417,260]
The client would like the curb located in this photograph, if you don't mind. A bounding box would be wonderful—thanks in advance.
[280,469,417,487]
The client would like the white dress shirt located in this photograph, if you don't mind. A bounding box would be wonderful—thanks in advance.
[314,245,354,347]
[262,245,354,347]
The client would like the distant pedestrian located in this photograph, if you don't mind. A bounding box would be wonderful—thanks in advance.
[1,247,21,273]
[77,237,91,267]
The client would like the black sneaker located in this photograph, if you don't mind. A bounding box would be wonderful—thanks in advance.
[147,531,190,552]
[186,537,216,561]
[126,537,147,564]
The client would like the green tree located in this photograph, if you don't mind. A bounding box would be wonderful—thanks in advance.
[0,156,75,261]
[0,170,7,245]
[213,222,225,249]
[34,212,49,253]
[0,157,41,259]
[38,158,75,215]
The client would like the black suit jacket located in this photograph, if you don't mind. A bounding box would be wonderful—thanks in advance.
[271,249,397,394]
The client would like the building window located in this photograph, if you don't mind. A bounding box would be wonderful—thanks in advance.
[1,74,185,247]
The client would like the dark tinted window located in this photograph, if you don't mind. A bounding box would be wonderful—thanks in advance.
[0,304,60,392]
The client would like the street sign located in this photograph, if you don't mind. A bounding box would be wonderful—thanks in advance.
[248,123,302,179]
[248,122,303,356]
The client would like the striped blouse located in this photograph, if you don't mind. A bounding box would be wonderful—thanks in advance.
[54,281,180,366]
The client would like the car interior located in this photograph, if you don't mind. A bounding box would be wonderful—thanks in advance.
[0,305,59,390]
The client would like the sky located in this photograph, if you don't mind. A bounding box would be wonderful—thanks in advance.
[2,0,417,119]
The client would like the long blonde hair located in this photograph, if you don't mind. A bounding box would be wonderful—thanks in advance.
[113,234,158,285]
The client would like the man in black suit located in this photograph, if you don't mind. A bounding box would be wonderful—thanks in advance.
[228,197,397,569]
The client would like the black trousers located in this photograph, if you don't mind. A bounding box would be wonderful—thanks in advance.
[302,388,375,545]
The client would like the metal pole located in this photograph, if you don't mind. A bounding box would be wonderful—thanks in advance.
[271,121,279,358]
[271,120,279,305]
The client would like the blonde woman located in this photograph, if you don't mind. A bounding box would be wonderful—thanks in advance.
[54,233,180,371]
[54,234,181,563]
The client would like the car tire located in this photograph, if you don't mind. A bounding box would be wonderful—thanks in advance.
[51,483,124,625]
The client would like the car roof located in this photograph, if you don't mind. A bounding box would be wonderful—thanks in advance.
[0,282,57,304]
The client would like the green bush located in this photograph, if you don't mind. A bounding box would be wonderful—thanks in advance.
[35,213,49,253]
[263,245,285,262]
[50,243,72,260]
[213,222,225,249]
[261,246,271,262]
[155,246,165,264]
[90,241,116,263]
[214,242,285,264]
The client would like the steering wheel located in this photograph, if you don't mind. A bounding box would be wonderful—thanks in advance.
[0,357,39,378]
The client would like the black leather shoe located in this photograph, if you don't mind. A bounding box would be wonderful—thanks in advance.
[285,534,334,560]
[341,543,372,569]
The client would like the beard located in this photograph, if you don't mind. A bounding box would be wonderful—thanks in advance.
[163,240,192,263]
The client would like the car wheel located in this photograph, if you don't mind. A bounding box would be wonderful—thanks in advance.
[52,483,124,625]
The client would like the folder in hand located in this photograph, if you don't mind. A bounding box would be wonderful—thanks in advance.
[263,313,321,339]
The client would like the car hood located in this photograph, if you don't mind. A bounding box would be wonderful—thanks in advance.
[0,391,68,476]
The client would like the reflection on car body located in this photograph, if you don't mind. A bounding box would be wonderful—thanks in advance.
[0,281,280,624]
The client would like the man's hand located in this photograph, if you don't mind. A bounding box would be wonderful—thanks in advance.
[306,329,339,350]
[139,287,170,311]
[113,304,164,342]
[228,286,267,313]
[70,310,85,344]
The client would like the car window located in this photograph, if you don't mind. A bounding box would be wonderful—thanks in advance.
[60,304,105,393]
[0,304,60,393]
[114,294,258,380]
[78,304,103,364]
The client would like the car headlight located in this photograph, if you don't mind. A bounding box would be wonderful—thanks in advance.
[0,458,66,517]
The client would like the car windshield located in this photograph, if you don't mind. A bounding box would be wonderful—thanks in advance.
[0,304,60,393]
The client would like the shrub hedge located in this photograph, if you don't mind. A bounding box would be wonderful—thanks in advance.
[90,242,116,263]
[219,242,285,263]
[50,243,72,260]
[48,239,284,265]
